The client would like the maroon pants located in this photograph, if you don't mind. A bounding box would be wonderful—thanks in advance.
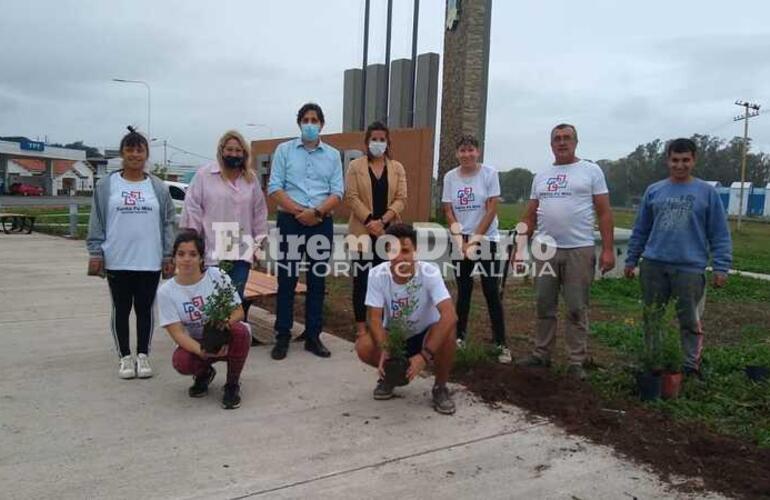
[172,322,251,385]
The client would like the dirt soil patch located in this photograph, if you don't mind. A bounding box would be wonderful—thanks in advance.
[454,363,770,500]
[250,277,770,499]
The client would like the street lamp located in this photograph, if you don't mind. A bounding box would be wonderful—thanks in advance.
[113,78,151,141]
[246,123,273,137]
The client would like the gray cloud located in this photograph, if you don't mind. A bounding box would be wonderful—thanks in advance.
[1,0,769,172]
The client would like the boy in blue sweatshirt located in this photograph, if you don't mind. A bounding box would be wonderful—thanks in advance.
[624,138,732,376]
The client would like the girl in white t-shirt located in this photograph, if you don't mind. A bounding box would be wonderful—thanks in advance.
[441,135,510,364]
[86,127,177,381]
[156,230,250,410]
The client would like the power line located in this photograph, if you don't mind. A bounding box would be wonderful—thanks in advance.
[733,99,761,231]
[164,143,213,161]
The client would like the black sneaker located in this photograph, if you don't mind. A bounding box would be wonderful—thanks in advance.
[373,379,394,400]
[271,337,290,360]
[222,383,241,410]
[432,384,456,415]
[188,366,216,398]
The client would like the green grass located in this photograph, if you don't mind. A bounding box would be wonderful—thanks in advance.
[589,274,770,448]
[728,220,770,274]
[592,271,770,307]
[497,203,770,274]
[497,203,525,229]
[453,339,499,371]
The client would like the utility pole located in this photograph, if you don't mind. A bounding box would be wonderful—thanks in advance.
[733,100,761,231]
[163,139,168,170]
[383,0,393,124]
[360,0,371,131]
[408,0,420,127]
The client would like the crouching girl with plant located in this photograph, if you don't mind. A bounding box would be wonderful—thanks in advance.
[157,230,251,409]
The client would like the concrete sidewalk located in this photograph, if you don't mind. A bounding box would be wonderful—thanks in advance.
[0,233,721,500]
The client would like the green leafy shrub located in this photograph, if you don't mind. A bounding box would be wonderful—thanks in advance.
[384,318,408,360]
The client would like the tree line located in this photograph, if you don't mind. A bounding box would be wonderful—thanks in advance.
[597,134,770,207]
[495,134,770,207]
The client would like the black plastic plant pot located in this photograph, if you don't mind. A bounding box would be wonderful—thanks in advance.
[745,365,770,382]
[384,357,410,387]
[201,323,231,354]
[635,371,662,401]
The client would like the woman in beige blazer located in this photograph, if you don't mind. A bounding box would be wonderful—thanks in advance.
[345,121,407,338]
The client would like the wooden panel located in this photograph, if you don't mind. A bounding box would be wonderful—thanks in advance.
[251,128,434,223]
[243,270,306,300]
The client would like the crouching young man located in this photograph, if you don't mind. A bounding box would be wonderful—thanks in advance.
[355,223,458,415]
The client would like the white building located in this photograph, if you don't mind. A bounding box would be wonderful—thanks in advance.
[0,139,92,195]
[8,158,93,194]
[728,182,752,216]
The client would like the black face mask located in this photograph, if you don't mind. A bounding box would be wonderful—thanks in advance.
[223,156,244,169]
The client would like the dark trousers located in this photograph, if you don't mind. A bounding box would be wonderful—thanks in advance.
[352,236,385,323]
[640,259,706,370]
[274,211,333,341]
[453,240,506,346]
[223,260,251,316]
[106,270,161,357]
[224,260,251,300]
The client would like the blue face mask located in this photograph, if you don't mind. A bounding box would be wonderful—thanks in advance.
[301,123,320,142]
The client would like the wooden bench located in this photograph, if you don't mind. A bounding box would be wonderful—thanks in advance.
[244,270,308,344]
[243,269,307,301]
[0,213,36,234]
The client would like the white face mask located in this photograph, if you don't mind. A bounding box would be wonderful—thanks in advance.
[368,141,387,158]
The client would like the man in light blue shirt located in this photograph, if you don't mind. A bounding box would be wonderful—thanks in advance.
[267,102,344,360]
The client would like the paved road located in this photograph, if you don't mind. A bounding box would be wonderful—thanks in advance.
[0,195,91,208]
[0,233,722,500]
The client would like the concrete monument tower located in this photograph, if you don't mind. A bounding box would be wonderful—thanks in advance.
[437,0,492,212]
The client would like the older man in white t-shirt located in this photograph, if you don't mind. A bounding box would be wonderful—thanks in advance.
[517,124,615,380]
[355,223,458,415]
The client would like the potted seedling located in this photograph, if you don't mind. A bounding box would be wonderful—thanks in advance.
[744,344,770,383]
[200,278,238,354]
[635,345,663,402]
[383,318,410,387]
[659,328,684,399]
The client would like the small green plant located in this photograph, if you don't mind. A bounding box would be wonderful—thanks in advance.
[217,260,234,275]
[638,304,680,373]
[660,328,684,373]
[384,318,408,360]
[202,277,238,326]
[200,276,239,353]
[637,346,664,373]
[744,343,770,367]
[453,339,498,372]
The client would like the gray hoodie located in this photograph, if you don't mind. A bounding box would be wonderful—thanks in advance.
[86,170,177,261]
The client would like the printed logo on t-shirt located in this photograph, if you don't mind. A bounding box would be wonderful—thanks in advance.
[456,186,476,206]
[182,296,205,321]
[122,190,145,206]
[387,278,422,334]
[540,174,572,199]
[546,174,568,192]
[391,296,410,319]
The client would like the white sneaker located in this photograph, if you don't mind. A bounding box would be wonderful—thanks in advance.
[118,355,136,379]
[497,346,513,364]
[136,353,153,378]
[456,338,465,349]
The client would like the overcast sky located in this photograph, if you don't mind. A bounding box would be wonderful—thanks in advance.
[2,0,770,173]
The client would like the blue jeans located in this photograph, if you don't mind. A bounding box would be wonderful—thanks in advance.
[225,260,251,302]
[274,211,333,341]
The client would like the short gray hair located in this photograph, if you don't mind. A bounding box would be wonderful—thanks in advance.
[551,123,578,142]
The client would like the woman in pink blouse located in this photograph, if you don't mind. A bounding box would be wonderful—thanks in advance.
[180,130,269,303]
